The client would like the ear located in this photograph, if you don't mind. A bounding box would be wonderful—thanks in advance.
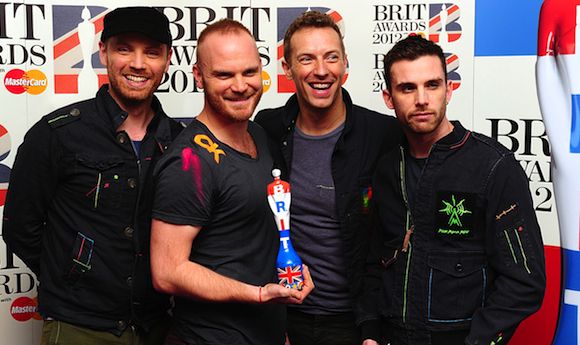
[192,64,203,90]
[382,89,395,110]
[445,79,453,104]
[98,41,108,67]
[164,47,173,73]
[282,58,293,80]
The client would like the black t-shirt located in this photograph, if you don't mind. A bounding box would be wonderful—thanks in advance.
[153,119,284,345]
[405,150,426,210]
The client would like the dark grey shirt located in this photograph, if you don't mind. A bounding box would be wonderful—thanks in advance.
[289,123,351,314]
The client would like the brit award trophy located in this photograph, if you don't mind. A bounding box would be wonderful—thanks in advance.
[267,169,304,290]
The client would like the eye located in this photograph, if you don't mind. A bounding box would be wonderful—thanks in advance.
[298,56,313,64]
[326,54,339,62]
[117,46,130,54]
[427,80,441,89]
[146,49,162,58]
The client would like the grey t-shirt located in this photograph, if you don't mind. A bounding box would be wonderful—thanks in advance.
[289,123,351,314]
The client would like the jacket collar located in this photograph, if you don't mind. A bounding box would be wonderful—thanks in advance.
[95,84,173,148]
[281,87,355,136]
[400,120,471,153]
[435,120,471,150]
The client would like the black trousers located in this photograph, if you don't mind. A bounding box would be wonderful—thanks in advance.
[287,308,360,345]
[385,323,469,345]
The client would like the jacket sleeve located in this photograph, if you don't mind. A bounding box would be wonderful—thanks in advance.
[3,119,58,275]
[466,154,546,345]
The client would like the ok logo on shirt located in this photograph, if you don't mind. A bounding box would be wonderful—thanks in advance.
[193,134,225,164]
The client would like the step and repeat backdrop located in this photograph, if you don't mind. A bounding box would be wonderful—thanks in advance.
[0,0,567,343]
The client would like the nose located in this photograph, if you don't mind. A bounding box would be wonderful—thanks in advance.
[416,87,429,106]
[231,75,248,93]
[130,52,145,70]
[313,59,329,77]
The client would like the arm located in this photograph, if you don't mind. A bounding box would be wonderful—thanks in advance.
[3,120,56,275]
[150,218,314,304]
[466,155,546,344]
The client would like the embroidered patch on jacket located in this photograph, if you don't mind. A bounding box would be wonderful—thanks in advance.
[193,134,225,164]
[435,191,475,237]
[361,186,372,214]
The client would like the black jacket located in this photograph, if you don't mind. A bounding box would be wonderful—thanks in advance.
[3,85,183,335]
[363,122,546,344]
[254,89,401,320]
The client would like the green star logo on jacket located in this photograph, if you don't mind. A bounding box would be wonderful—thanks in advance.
[439,194,472,227]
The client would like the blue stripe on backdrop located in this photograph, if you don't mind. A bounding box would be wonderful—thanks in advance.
[475,0,543,56]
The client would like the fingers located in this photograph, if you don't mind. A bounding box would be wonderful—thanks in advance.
[260,264,315,304]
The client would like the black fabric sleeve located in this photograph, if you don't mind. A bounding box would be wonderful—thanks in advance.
[153,145,213,227]
[3,119,58,275]
[466,154,546,344]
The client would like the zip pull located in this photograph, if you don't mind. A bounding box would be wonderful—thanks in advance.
[402,225,414,253]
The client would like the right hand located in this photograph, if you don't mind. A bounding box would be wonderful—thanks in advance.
[261,264,315,304]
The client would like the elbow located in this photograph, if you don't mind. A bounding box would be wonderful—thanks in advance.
[151,269,171,294]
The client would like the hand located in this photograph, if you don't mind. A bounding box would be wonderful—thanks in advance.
[362,339,380,345]
[261,264,315,304]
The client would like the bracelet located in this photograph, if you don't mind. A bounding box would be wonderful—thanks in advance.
[259,286,262,303]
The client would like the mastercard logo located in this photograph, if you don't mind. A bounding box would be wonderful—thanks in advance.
[10,296,42,322]
[4,69,48,95]
[262,70,272,93]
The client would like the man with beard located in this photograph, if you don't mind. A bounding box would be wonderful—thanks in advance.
[3,7,183,345]
[150,19,314,345]
[254,11,401,345]
[360,35,545,345]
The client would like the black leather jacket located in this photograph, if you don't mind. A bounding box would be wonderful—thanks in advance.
[254,89,401,321]
[3,85,183,335]
[362,122,546,344]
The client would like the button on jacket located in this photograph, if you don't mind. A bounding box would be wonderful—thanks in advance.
[363,122,546,344]
[3,85,183,335]
[254,89,402,322]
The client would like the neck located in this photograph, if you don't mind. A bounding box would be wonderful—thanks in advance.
[112,95,155,141]
[406,120,454,159]
[196,109,256,158]
[296,98,346,136]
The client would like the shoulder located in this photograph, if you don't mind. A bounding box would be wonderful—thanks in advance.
[469,131,514,158]
[42,98,96,129]
[254,105,287,134]
[349,104,402,144]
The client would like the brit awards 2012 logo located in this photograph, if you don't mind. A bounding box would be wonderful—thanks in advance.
[52,5,109,97]
[428,3,461,44]
[276,7,347,93]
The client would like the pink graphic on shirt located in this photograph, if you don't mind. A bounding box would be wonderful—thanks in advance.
[181,147,204,204]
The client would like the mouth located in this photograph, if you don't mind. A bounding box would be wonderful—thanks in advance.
[310,82,332,90]
[124,74,149,85]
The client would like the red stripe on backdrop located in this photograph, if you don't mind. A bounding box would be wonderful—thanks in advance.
[510,245,560,345]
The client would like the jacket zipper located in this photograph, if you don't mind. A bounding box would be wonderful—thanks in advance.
[399,147,413,323]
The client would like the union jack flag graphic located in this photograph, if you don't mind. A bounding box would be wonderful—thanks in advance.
[445,52,461,90]
[277,265,304,289]
[52,5,109,94]
[0,124,11,206]
[429,3,462,43]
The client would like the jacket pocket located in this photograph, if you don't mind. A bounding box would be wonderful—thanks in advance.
[497,219,533,274]
[73,154,124,209]
[427,252,487,323]
[64,232,95,285]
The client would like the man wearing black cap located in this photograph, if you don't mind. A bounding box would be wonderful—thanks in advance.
[3,7,182,345]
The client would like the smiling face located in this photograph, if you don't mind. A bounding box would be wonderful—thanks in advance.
[383,54,453,141]
[193,31,263,123]
[283,27,346,117]
[99,32,171,108]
